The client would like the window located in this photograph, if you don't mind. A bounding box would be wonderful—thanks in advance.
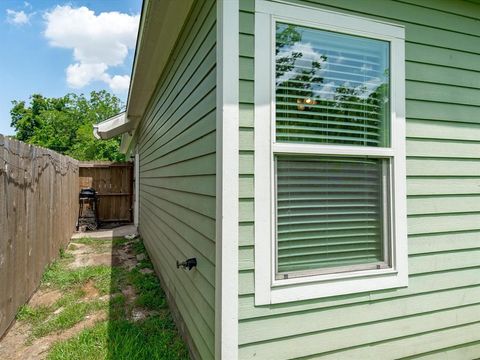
[254,0,407,305]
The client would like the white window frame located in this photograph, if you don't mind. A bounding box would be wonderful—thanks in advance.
[254,0,407,305]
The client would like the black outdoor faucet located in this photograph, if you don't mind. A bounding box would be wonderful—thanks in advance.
[176,258,197,271]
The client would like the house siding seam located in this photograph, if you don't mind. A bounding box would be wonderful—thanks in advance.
[238,0,480,359]
[135,0,217,359]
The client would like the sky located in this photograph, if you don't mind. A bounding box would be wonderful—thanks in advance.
[0,0,142,135]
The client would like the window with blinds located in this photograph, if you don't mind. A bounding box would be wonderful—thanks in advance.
[275,23,390,147]
[274,23,392,279]
[276,156,389,277]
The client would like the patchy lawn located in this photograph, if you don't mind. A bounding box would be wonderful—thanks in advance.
[0,236,189,360]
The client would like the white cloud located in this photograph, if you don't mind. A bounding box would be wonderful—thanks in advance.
[276,42,326,86]
[105,74,131,91]
[6,9,32,25]
[66,63,108,88]
[44,5,139,92]
[315,81,336,100]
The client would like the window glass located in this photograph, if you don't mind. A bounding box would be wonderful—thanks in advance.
[276,156,390,277]
[275,23,390,147]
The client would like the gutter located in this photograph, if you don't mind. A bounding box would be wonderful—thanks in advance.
[93,112,133,140]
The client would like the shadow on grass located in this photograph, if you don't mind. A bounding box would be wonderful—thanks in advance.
[47,238,190,360]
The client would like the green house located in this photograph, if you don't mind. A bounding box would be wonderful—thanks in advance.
[95,0,480,358]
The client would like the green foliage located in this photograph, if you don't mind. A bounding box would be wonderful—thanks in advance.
[71,237,112,253]
[15,235,188,360]
[17,304,51,325]
[45,236,188,360]
[10,90,125,161]
[32,300,107,339]
[47,315,189,360]
[128,268,166,311]
[42,261,112,291]
[47,322,109,360]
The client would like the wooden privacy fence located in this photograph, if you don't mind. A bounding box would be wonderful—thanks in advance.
[0,135,79,338]
[79,161,133,223]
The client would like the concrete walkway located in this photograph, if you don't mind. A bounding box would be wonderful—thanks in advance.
[71,224,137,240]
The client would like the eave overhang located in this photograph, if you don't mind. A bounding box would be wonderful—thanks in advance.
[126,0,194,122]
[93,0,194,152]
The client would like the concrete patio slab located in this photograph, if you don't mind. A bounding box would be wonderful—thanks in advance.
[71,224,137,240]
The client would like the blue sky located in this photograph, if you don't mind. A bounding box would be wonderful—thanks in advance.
[0,0,142,135]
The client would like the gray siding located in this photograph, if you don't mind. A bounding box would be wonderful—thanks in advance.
[135,1,216,358]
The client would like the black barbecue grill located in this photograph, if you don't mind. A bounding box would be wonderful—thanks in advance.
[76,187,99,231]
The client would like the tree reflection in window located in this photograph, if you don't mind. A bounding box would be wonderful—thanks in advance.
[275,23,390,147]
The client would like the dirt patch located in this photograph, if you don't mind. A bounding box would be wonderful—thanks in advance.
[139,268,154,275]
[68,252,112,269]
[28,290,63,308]
[0,322,31,360]
[0,235,180,359]
[130,308,161,323]
[0,311,107,360]
[112,243,138,271]
[121,285,137,304]
[68,241,112,255]
[82,280,99,300]
[67,242,91,255]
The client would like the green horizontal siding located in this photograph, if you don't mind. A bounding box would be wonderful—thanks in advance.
[238,0,480,358]
[136,1,216,359]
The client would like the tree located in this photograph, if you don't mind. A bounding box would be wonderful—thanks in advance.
[9,90,125,161]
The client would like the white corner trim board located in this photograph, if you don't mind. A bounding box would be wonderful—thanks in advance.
[254,0,407,305]
[215,0,239,359]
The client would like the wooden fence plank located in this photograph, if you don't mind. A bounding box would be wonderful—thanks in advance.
[0,136,78,337]
[78,162,133,223]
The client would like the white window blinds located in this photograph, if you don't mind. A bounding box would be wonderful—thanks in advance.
[275,23,390,147]
[274,23,392,278]
[276,156,389,276]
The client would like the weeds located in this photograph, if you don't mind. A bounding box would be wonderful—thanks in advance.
[42,262,112,292]
[70,237,115,253]
[46,322,109,360]
[128,269,166,311]
[32,300,107,338]
[13,235,189,359]
[17,305,50,325]
[47,315,189,360]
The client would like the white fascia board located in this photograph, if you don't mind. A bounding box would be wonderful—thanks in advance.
[126,0,194,122]
[116,0,193,154]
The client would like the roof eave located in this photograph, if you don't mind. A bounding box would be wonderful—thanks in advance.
[125,0,194,123]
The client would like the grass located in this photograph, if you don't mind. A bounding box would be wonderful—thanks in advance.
[127,269,166,311]
[47,314,189,360]
[14,236,189,360]
[69,237,114,253]
[32,300,107,338]
[17,305,51,325]
[42,262,113,294]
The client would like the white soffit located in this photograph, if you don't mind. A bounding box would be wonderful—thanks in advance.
[126,0,195,122]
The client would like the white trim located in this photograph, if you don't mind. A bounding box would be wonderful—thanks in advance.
[254,10,273,306]
[256,0,405,39]
[215,1,239,359]
[134,149,140,228]
[272,143,395,157]
[254,2,407,306]
[127,0,194,120]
